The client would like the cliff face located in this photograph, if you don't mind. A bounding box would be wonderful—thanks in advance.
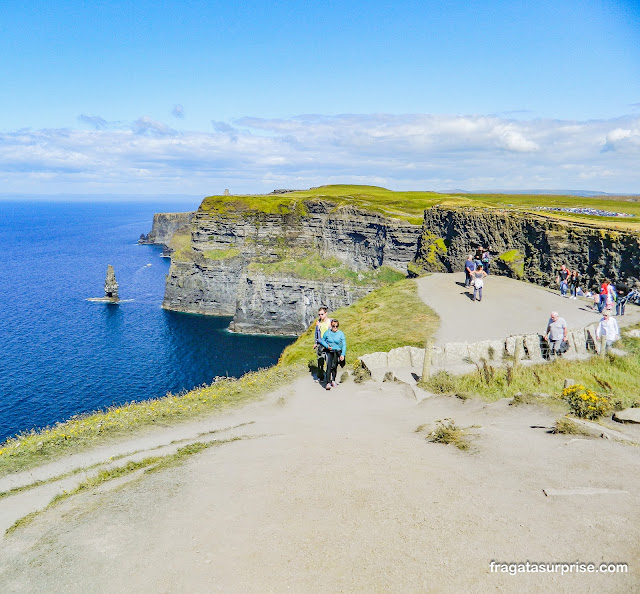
[229,273,373,335]
[162,200,421,334]
[160,199,640,335]
[139,212,195,250]
[414,206,640,287]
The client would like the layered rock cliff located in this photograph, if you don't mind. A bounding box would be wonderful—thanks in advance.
[413,206,640,287]
[162,199,421,334]
[158,195,640,335]
[139,212,195,250]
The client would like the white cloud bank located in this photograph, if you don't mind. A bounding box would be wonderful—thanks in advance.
[0,114,638,195]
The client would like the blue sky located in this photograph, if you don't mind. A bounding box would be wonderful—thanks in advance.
[1,0,639,196]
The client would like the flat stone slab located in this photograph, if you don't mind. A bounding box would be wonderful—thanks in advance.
[626,329,640,338]
[387,346,412,368]
[543,487,629,496]
[360,352,389,371]
[412,385,433,403]
[523,333,544,361]
[613,408,640,424]
[409,346,425,368]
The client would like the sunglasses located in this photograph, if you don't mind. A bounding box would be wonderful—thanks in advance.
[331,324,338,328]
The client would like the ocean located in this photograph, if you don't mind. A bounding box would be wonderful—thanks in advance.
[0,201,295,443]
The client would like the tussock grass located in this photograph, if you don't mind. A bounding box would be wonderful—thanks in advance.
[420,330,640,409]
[553,417,591,436]
[425,418,470,451]
[278,278,438,367]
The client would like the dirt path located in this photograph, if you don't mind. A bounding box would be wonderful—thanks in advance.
[1,275,640,592]
[415,273,640,345]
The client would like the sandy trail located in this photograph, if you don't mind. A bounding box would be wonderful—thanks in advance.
[415,273,640,345]
[1,274,640,592]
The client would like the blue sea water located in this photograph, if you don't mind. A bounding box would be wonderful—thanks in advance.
[0,201,295,443]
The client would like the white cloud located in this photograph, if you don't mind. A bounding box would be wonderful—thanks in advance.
[0,114,638,195]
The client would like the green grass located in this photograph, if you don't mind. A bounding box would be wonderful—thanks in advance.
[278,278,438,367]
[169,229,195,261]
[249,255,405,287]
[197,185,640,229]
[203,248,241,260]
[420,329,640,408]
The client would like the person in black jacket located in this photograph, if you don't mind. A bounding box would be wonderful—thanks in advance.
[615,279,630,316]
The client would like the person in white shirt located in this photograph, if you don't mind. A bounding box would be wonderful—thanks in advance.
[595,311,620,351]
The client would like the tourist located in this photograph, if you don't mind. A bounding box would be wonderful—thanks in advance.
[464,254,476,288]
[595,311,620,351]
[607,281,617,311]
[474,246,483,270]
[319,319,346,390]
[615,278,630,316]
[598,279,610,313]
[568,270,580,300]
[314,307,332,381]
[481,247,491,275]
[543,311,568,358]
[556,264,570,298]
[472,264,487,302]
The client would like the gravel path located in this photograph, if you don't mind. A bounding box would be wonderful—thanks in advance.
[1,275,639,592]
[415,272,640,345]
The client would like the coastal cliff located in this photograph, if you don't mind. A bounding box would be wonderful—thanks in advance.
[162,197,419,334]
[413,206,640,287]
[156,187,640,335]
[139,212,195,252]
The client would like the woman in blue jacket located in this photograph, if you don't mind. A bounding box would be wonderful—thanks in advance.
[319,319,347,390]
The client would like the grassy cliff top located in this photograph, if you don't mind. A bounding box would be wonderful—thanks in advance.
[198,185,640,230]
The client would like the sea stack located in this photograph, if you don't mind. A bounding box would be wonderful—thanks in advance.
[104,265,119,301]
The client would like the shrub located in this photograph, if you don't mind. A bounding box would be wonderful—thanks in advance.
[553,417,590,435]
[425,370,456,394]
[560,384,612,420]
[428,418,469,451]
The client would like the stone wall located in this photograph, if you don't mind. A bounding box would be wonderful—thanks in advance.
[359,323,601,380]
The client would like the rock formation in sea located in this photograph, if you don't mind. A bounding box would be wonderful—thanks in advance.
[104,265,119,301]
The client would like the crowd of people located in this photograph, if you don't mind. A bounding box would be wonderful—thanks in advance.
[554,264,639,316]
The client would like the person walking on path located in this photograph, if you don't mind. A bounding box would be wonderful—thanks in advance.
[598,279,610,313]
[543,311,568,359]
[319,319,346,390]
[481,247,491,275]
[568,270,580,300]
[595,311,620,351]
[556,264,570,298]
[472,265,487,302]
[314,307,332,382]
[464,254,476,288]
[615,279,630,316]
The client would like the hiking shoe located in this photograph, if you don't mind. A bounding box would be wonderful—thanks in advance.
[326,384,331,390]
[331,381,337,387]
